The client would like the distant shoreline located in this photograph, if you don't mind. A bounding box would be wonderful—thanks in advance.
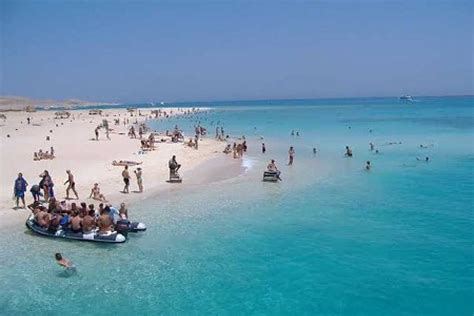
[0,96,118,111]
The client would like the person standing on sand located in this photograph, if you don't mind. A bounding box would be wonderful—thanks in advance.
[40,170,54,201]
[122,166,131,193]
[13,173,28,208]
[95,127,99,140]
[288,146,295,165]
[106,127,110,140]
[64,170,79,200]
[134,168,143,193]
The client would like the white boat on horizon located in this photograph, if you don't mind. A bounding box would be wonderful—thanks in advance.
[399,95,414,102]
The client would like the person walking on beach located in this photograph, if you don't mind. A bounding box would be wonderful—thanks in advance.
[94,127,100,140]
[13,173,28,208]
[122,166,131,193]
[64,170,79,200]
[288,146,295,165]
[134,168,143,193]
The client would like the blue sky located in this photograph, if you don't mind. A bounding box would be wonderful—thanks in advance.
[1,1,473,103]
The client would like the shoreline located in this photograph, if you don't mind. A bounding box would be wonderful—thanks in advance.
[0,106,236,228]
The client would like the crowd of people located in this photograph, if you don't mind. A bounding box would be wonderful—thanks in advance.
[33,147,55,161]
[30,197,130,235]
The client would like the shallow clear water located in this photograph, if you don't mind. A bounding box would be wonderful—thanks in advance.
[1,96,473,315]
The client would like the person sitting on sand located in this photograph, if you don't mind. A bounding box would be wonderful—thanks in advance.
[89,183,107,202]
[186,138,194,148]
[34,152,40,161]
[55,253,74,269]
[223,144,232,154]
[97,207,113,234]
[345,146,353,157]
[82,209,96,233]
[38,149,44,159]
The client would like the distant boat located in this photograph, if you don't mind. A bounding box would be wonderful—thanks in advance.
[399,95,414,102]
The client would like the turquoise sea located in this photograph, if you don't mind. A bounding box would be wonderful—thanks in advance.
[1,96,473,315]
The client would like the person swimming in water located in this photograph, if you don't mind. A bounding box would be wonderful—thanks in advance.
[417,156,430,162]
[55,253,74,269]
[366,161,371,170]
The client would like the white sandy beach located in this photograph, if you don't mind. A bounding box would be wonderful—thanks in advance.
[0,107,239,228]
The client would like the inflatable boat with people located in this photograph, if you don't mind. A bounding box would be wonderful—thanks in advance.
[25,214,127,243]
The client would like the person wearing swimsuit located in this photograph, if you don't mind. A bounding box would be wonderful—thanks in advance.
[64,170,79,200]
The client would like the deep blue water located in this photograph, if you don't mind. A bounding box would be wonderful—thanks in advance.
[1,96,473,315]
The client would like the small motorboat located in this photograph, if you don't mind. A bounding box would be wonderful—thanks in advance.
[25,214,126,243]
[115,219,146,235]
[263,171,281,182]
[399,95,414,102]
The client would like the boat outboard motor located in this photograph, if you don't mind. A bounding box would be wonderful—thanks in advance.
[115,219,130,237]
